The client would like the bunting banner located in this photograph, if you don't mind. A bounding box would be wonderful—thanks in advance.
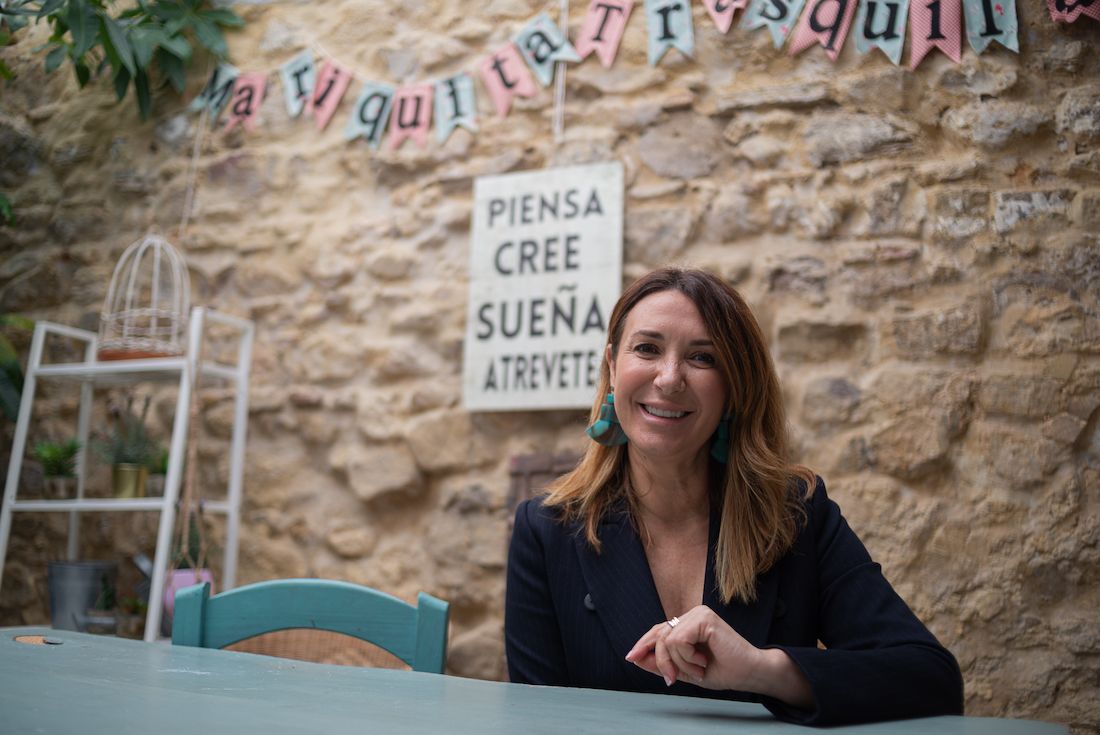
[389,84,434,149]
[279,50,315,118]
[191,63,239,118]
[909,0,962,69]
[223,72,266,133]
[645,0,695,65]
[962,0,1017,52]
[310,61,353,131]
[479,43,538,117]
[789,0,859,60]
[703,0,749,33]
[515,14,582,87]
[344,82,394,148]
[854,0,910,64]
[1046,0,1100,22]
[743,0,809,48]
[435,73,479,143]
[575,0,635,67]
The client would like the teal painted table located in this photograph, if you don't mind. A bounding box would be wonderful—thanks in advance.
[1,627,1067,734]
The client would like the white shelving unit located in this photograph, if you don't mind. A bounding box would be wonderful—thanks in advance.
[0,307,253,641]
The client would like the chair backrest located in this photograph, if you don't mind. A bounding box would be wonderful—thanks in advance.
[171,579,449,673]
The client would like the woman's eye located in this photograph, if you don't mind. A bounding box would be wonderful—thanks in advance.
[690,352,717,366]
[632,343,659,356]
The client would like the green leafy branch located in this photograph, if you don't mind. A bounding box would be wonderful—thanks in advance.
[0,0,242,119]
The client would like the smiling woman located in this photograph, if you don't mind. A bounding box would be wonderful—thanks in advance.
[504,267,965,726]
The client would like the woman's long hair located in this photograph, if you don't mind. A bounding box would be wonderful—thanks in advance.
[543,267,815,604]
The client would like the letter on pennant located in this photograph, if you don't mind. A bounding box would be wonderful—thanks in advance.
[645,0,696,65]
[703,0,749,33]
[435,73,479,143]
[279,50,315,118]
[743,0,809,48]
[310,61,353,132]
[478,43,538,118]
[854,0,910,64]
[788,0,858,60]
[344,82,395,149]
[962,0,1017,53]
[908,0,961,69]
[223,72,267,133]
[1046,0,1100,23]
[575,0,635,67]
[515,14,582,87]
[389,84,434,150]
[190,63,239,119]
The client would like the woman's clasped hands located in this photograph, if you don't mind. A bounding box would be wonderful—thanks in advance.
[624,605,814,709]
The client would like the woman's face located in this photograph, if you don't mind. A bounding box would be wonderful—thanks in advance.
[607,290,728,468]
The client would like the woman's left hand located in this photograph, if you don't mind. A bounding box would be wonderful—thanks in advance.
[624,605,813,709]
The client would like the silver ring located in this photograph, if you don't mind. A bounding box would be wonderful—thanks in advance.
[666,616,680,629]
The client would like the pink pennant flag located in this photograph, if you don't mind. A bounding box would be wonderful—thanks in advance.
[478,43,538,118]
[1046,0,1100,22]
[909,0,962,69]
[788,0,858,60]
[389,84,434,150]
[575,0,635,68]
[310,61,353,132]
[703,0,748,33]
[223,72,266,133]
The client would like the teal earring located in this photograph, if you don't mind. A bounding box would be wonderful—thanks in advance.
[710,416,731,464]
[585,392,629,446]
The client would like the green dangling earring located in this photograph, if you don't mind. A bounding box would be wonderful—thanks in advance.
[710,416,731,464]
[585,392,629,446]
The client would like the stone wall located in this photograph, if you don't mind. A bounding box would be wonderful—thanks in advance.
[1,2,1098,732]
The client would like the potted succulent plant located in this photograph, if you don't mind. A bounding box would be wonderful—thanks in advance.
[161,506,215,636]
[146,446,170,497]
[97,395,156,498]
[31,437,80,497]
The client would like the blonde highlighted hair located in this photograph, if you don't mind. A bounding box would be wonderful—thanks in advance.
[544,267,815,604]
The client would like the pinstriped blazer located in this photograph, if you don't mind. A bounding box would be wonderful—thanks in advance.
[504,477,964,726]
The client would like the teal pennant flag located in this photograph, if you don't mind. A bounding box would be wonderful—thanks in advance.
[435,73,478,143]
[645,0,695,65]
[344,82,395,149]
[514,14,581,87]
[190,63,239,119]
[854,0,910,64]
[962,0,1018,53]
[743,0,809,48]
[279,50,315,118]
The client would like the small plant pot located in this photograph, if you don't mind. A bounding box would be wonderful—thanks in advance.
[162,568,215,637]
[47,560,118,633]
[44,476,75,499]
[112,463,148,498]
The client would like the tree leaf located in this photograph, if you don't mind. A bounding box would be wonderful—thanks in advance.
[73,59,90,86]
[155,46,184,92]
[157,31,190,61]
[65,0,96,58]
[135,68,151,120]
[44,43,67,73]
[129,25,159,68]
[101,15,135,76]
[113,64,130,100]
[0,58,12,81]
[191,16,225,58]
[199,8,243,27]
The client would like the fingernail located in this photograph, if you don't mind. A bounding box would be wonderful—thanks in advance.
[664,675,673,687]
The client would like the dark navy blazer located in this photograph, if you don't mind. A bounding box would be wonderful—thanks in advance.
[505,477,964,725]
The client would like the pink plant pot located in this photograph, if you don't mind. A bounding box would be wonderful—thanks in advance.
[163,568,215,629]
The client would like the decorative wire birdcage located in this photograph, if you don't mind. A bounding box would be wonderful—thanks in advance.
[98,234,191,360]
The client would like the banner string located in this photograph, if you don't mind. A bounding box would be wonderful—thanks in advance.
[552,0,570,144]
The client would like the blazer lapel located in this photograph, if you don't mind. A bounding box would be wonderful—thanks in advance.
[572,508,667,658]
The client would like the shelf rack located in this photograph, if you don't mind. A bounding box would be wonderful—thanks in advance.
[0,307,253,641]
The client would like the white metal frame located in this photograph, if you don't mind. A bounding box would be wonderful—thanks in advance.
[0,307,253,641]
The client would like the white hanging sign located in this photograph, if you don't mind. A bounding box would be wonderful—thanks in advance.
[463,162,624,412]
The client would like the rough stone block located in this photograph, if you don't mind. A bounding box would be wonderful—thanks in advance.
[978,374,1064,418]
[856,176,925,237]
[701,184,762,241]
[804,112,916,166]
[713,82,831,113]
[993,190,1074,234]
[933,189,990,245]
[637,114,725,179]
[776,321,868,363]
[328,441,421,503]
[893,300,985,358]
[1056,84,1100,142]
[1042,413,1087,447]
[624,206,695,265]
[767,256,828,305]
[801,377,861,427]
[942,101,1048,149]
[326,525,377,559]
[971,422,1067,489]
[406,409,496,472]
[870,413,950,481]
[935,57,1018,98]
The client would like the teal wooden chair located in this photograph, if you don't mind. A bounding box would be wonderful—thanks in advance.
[171,579,449,673]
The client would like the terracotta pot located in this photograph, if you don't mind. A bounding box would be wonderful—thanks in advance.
[162,568,215,636]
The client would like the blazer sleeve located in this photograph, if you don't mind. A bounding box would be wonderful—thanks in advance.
[764,477,965,725]
[505,498,570,685]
